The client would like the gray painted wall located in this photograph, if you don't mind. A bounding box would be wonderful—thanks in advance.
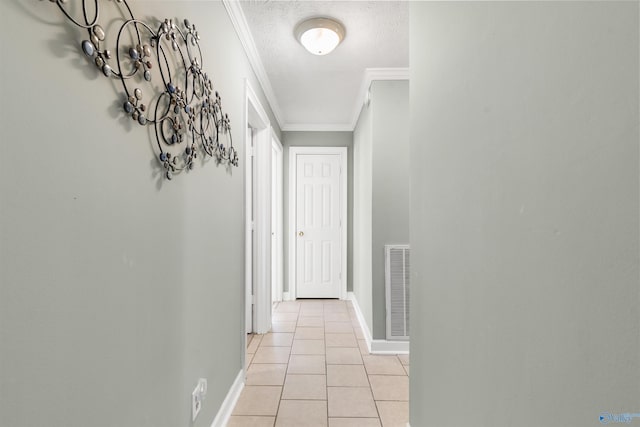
[282,131,353,294]
[354,106,374,333]
[371,80,410,340]
[353,81,410,340]
[410,2,639,426]
[0,2,279,427]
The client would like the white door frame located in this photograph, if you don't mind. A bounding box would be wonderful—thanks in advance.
[245,80,272,335]
[271,130,284,303]
[288,146,348,300]
[245,125,253,335]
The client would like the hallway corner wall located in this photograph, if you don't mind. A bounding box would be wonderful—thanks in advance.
[353,81,410,341]
[370,80,410,340]
[353,104,374,335]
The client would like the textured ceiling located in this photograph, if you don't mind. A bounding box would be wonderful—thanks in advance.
[240,1,409,129]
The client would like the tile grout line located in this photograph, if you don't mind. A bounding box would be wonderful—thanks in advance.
[324,302,330,424]
[352,300,384,425]
[272,306,296,426]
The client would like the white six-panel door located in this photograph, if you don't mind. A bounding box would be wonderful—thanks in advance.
[295,153,343,298]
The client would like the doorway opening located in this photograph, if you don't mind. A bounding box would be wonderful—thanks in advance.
[271,132,284,304]
[244,81,280,373]
[288,146,348,300]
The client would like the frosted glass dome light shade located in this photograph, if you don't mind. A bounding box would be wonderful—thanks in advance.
[295,17,345,56]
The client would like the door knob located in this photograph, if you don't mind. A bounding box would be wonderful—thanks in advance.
[298,231,304,237]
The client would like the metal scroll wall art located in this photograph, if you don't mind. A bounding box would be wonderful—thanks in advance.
[49,0,239,180]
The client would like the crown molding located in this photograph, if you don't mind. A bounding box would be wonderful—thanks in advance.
[222,0,285,129]
[282,123,354,132]
[350,67,410,130]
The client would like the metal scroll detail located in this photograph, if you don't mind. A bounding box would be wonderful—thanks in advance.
[49,0,239,180]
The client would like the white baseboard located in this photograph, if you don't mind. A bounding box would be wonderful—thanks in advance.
[282,292,291,301]
[347,292,373,353]
[210,370,244,427]
[371,339,409,354]
[347,292,409,355]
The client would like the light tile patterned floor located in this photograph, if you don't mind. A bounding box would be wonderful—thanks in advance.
[228,299,409,427]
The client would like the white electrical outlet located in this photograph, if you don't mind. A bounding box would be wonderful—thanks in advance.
[198,378,208,396]
[192,384,202,422]
[191,378,207,422]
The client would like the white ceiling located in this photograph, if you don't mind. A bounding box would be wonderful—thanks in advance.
[238,1,409,131]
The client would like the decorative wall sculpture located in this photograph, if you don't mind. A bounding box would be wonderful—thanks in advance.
[49,0,238,180]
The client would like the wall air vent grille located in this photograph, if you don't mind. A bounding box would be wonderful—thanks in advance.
[385,245,410,341]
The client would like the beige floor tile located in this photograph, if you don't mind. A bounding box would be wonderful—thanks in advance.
[358,340,370,355]
[329,312,350,318]
[397,354,409,366]
[300,306,325,316]
[325,303,347,308]
[353,327,365,340]
[291,339,326,355]
[300,300,324,309]
[324,312,351,322]
[294,327,325,340]
[232,386,282,416]
[246,364,287,386]
[246,352,255,370]
[362,355,406,375]
[300,301,325,309]
[287,355,326,374]
[281,374,327,399]
[297,316,324,327]
[227,416,276,427]
[275,400,328,427]
[247,335,263,353]
[324,322,354,333]
[273,312,298,322]
[253,346,291,364]
[275,302,301,313]
[300,313,325,319]
[403,365,409,376]
[369,375,409,401]
[326,365,369,387]
[376,401,409,427]
[328,418,381,427]
[327,387,378,418]
[325,333,358,348]
[271,322,296,333]
[300,304,325,312]
[261,333,294,347]
[326,347,363,365]
[324,301,348,310]
[324,309,348,315]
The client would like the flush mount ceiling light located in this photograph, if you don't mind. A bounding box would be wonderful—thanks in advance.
[295,17,346,56]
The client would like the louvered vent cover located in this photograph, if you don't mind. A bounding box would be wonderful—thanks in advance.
[385,245,410,341]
